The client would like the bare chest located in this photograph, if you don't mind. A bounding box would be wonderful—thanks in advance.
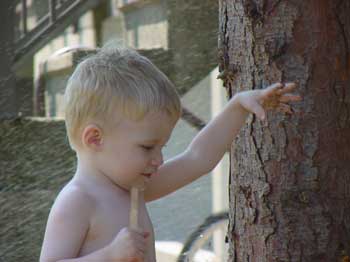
[78,196,155,261]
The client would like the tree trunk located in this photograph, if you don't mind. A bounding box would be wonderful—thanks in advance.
[219,0,350,261]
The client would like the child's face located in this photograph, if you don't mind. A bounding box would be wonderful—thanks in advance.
[98,110,177,191]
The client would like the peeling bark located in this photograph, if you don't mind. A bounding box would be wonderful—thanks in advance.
[219,0,350,261]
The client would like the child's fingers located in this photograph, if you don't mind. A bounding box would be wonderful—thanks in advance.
[277,103,293,114]
[277,82,297,95]
[132,229,148,237]
[132,251,145,262]
[134,234,147,244]
[263,82,284,97]
[279,94,302,103]
[128,229,148,243]
[135,241,147,253]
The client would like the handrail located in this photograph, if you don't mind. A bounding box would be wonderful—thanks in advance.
[14,0,106,68]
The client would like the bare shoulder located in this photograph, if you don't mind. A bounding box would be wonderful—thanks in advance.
[52,182,96,216]
[40,182,96,262]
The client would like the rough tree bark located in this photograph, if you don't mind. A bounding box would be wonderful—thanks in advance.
[218,0,350,261]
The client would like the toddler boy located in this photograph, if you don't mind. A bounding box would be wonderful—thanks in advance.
[40,46,301,262]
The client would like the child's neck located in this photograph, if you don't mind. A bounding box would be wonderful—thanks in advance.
[74,154,128,195]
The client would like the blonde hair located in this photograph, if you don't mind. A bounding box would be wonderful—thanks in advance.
[64,46,181,150]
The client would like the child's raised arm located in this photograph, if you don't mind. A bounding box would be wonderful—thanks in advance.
[145,83,301,201]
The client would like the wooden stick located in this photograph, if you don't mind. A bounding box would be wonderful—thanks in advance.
[129,186,140,230]
[129,179,145,230]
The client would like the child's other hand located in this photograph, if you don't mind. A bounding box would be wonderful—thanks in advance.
[237,82,302,121]
[107,227,150,262]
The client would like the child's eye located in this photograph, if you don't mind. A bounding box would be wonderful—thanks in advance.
[141,145,154,151]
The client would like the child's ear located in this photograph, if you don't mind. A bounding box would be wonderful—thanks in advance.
[82,124,104,151]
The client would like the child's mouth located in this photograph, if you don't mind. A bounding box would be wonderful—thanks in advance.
[141,173,152,178]
[141,169,158,178]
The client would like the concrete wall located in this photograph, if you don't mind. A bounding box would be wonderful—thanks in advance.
[123,1,168,49]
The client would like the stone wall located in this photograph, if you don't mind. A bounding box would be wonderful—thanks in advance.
[167,0,219,95]
[0,118,75,261]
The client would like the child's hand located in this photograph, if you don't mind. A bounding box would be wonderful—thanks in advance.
[107,227,150,262]
[236,82,302,120]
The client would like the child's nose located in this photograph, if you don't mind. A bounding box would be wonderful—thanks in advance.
[151,153,163,167]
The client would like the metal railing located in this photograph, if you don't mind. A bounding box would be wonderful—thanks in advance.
[14,0,106,66]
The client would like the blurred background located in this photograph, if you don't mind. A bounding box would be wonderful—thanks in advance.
[0,0,229,261]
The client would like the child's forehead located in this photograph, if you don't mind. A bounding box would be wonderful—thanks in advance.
[114,110,178,133]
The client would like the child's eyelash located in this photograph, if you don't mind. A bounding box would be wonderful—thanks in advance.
[141,144,167,150]
[141,145,154,150]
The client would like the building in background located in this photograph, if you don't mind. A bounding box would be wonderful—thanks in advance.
[33,0,218,118]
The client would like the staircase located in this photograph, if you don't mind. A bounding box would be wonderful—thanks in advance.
[14,0,106,66]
